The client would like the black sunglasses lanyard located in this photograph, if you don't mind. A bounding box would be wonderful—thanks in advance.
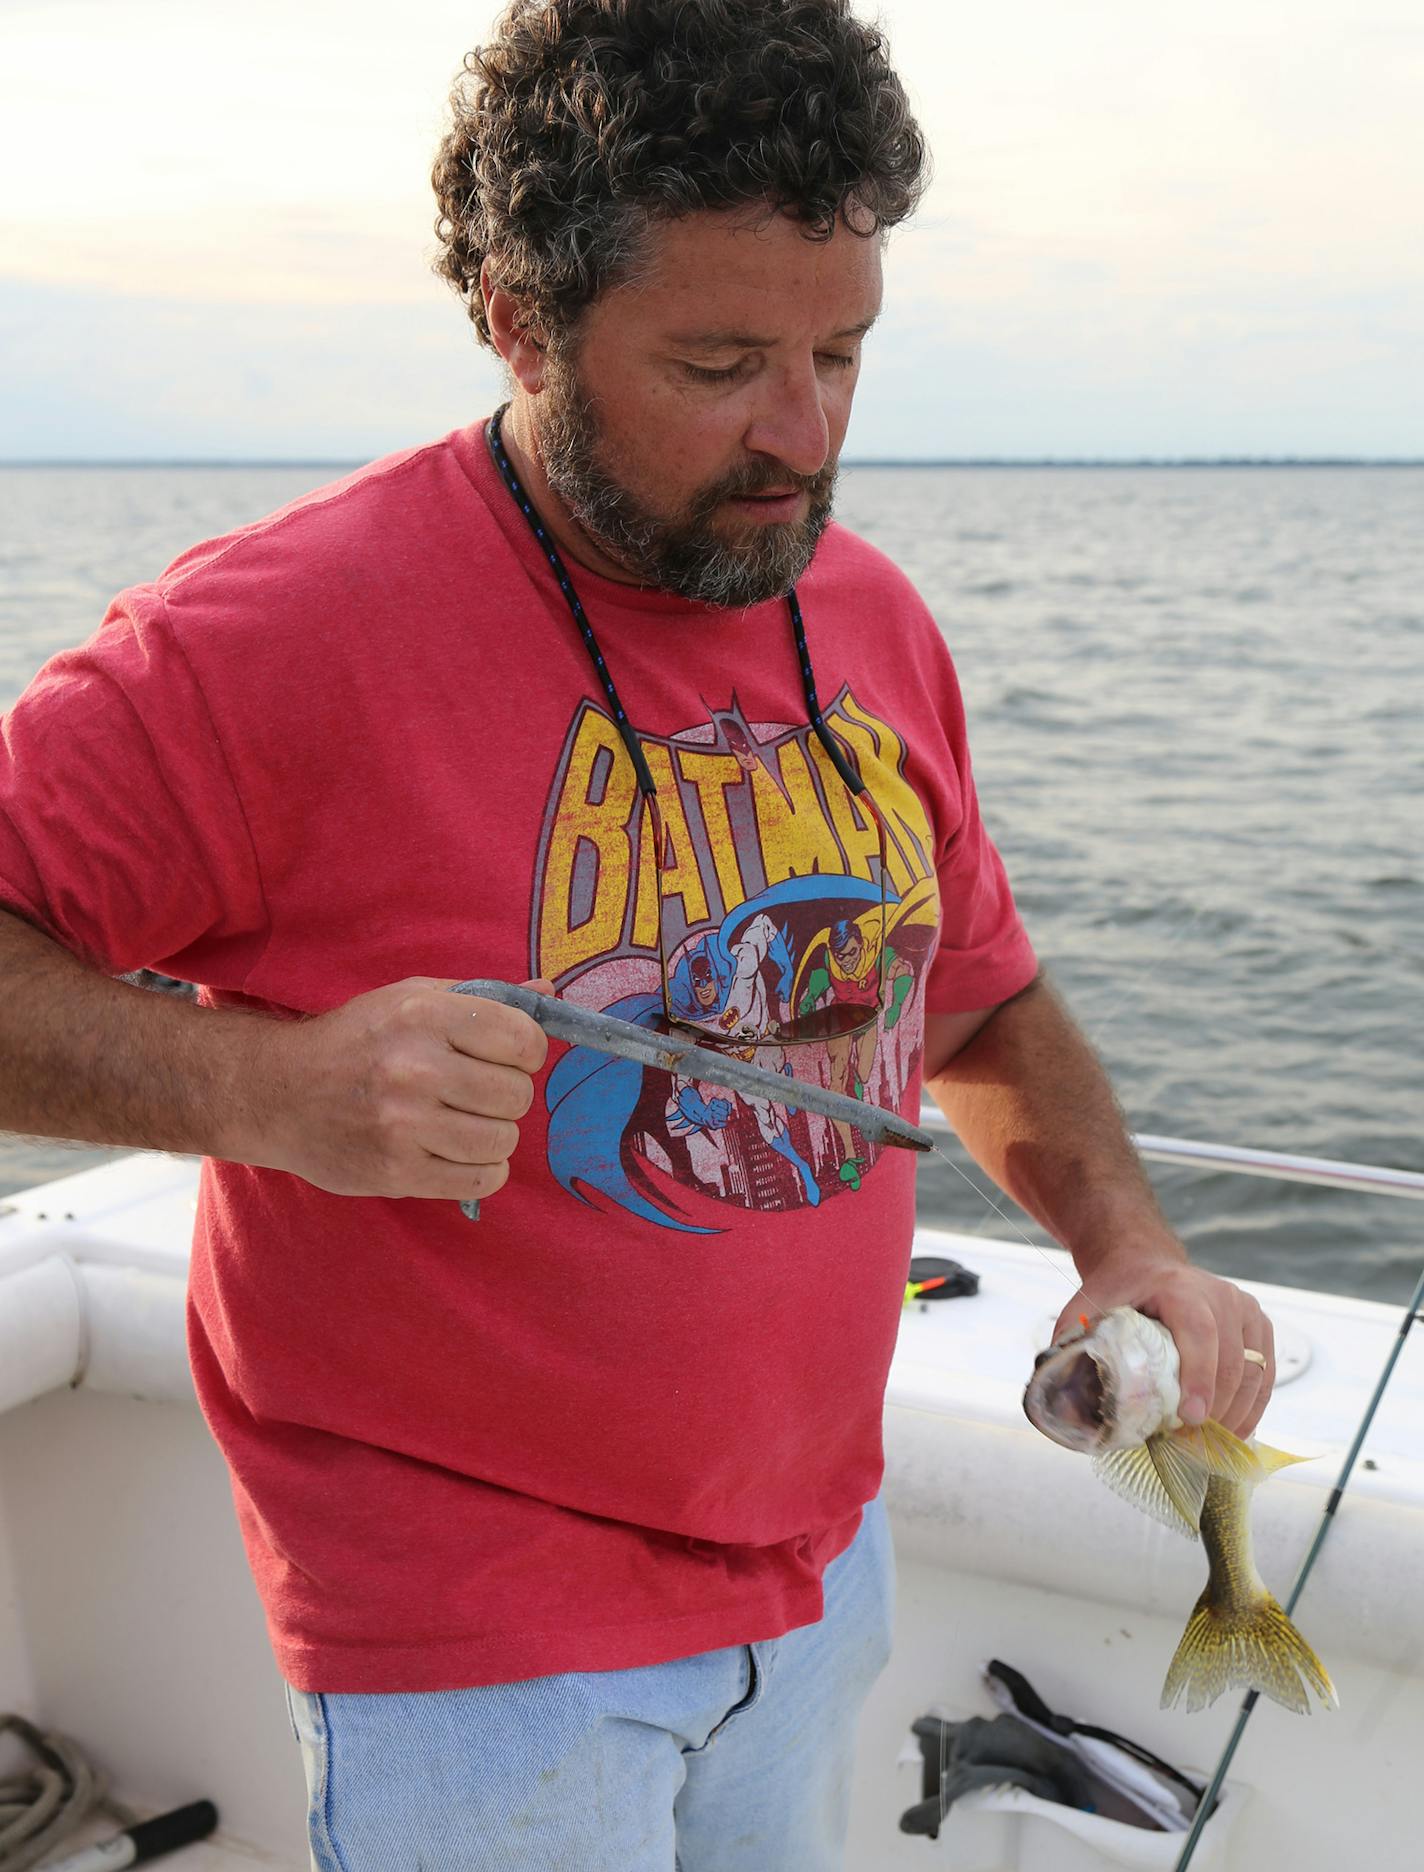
[483,405,867,810]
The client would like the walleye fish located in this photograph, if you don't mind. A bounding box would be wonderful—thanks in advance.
[1023,1306,1336,1714]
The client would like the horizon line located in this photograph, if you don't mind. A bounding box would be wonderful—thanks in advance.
[2,455,1422,471]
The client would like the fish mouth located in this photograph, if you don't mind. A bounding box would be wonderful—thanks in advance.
[1053,1349,1106,1431]
[1024,1346,1114,1450]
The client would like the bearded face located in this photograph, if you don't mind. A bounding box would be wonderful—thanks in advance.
[536,344,838,608]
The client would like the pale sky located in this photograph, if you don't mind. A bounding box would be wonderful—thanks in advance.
[2,0,1420,460]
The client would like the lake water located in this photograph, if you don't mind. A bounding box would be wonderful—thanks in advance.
[1,460,1420,1303]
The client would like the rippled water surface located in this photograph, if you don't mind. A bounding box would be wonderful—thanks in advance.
[1,463,1420,1301]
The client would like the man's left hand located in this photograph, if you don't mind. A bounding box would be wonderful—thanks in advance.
[1051,1250,1277,1440]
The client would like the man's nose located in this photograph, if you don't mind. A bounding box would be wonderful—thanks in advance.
[741,361,832,479]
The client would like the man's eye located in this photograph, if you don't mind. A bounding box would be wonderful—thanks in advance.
[680,351,856,384]
[682,360,749,383]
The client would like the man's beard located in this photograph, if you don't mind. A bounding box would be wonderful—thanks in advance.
[535,357,838,608]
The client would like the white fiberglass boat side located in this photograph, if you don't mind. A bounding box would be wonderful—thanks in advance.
[0,1142,1420,1870]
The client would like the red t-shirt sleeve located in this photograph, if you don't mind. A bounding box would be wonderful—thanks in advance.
[0,584,267,980]
[918,628,1038,1014]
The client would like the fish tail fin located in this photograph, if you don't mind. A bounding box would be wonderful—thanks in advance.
[1161,1588,1338,1715]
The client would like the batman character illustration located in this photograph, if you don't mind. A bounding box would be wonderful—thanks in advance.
[535,694,941,1231]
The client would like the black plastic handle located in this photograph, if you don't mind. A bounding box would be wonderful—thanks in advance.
[127,1799,219,1863]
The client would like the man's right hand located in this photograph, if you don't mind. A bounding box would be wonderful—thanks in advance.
[250,977,552,1206]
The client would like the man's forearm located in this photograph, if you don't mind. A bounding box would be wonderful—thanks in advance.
[926,975,1184,1277]
[0,908,274,1160]
[0,909,554,1206]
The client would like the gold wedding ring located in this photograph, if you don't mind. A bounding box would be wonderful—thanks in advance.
[1242,1348,1268,1367]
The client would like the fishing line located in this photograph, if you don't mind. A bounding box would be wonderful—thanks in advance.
[917,915,1217,1328]
[926,1141,1079,1286]
[925,1139,1107,1319]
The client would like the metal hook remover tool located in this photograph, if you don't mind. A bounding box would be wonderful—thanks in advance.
[448,978,936,1219]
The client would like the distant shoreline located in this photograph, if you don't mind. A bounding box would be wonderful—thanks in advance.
[2,457,1422,471]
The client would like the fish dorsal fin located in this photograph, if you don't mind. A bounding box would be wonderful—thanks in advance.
[1170,1417,1266,1485]
[1250,1439,1312,1478]
[1093,1442,1204,1538]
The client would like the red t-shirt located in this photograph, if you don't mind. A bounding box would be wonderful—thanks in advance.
[0,423,1037,1691]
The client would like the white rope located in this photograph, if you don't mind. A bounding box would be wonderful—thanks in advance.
[0,1714,137,1871]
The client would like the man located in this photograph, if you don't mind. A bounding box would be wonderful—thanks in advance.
[0,3,1275,1867]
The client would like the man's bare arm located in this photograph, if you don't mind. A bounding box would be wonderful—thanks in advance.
[0,907,549,1205]
[924,975,1173,1261]
[924,973,1276,1437]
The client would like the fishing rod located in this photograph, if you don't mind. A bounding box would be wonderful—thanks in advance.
[1172,1253,1424,1870]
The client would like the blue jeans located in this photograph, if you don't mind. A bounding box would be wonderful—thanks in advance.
[284,1494,893,1871]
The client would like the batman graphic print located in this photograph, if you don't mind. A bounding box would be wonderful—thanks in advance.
[530,685,942,1234]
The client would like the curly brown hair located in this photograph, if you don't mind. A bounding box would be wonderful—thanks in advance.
[431,0,927,347]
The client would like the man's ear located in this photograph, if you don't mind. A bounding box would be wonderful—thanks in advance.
[481,261,548,390]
